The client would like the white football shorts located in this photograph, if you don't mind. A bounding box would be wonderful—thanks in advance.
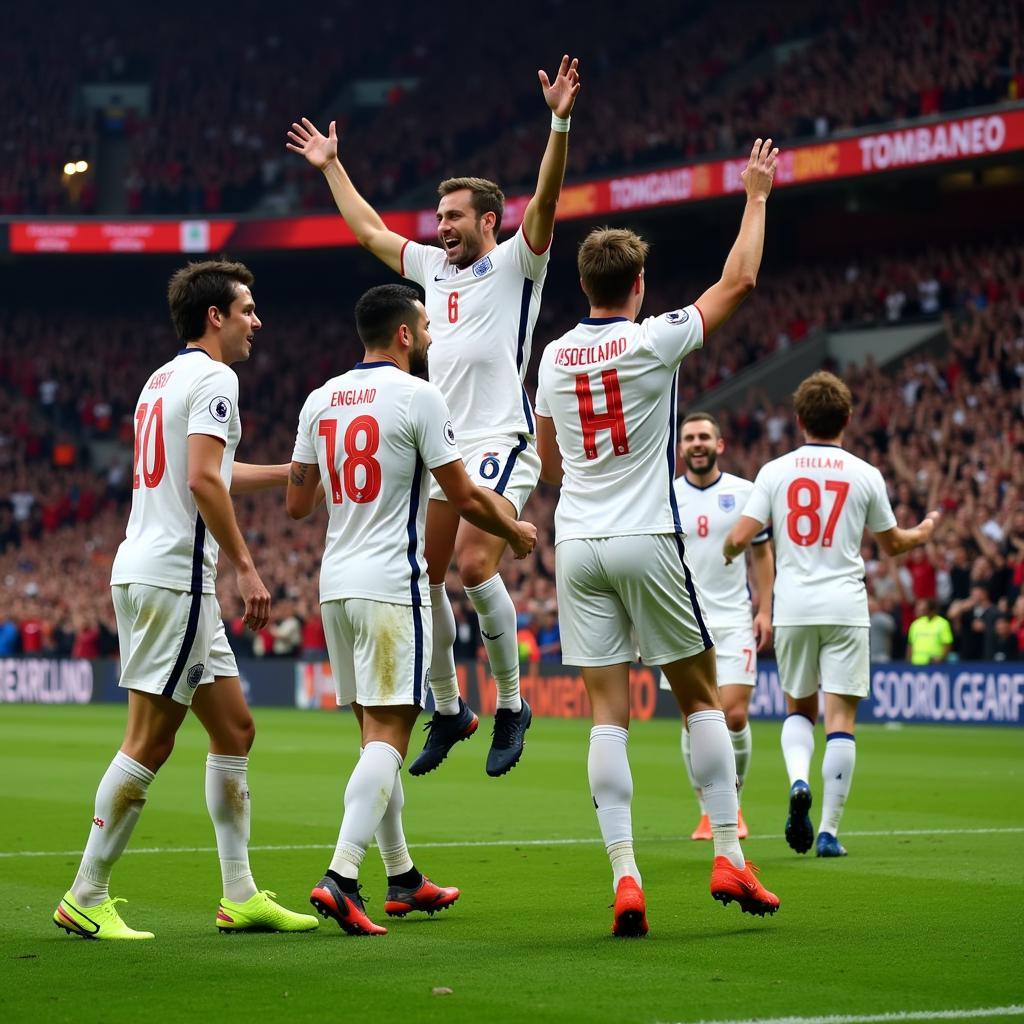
[658,623,757,692]
[429,432,541,516]
[774,624,870,700]
[113,583,238,706]
[556,533,714,667]
[322,598,430,707]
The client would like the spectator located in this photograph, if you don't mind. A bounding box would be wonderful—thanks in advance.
[906,599,954,665]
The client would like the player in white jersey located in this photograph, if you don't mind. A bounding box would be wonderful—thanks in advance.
[724,371,938,858]
[665,412,774,841]
[286,55,580,778]
[286,285,536,935]
[534,139,782,936]
[54,260,317,941]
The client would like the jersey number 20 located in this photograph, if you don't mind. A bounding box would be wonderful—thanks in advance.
[574,370,629,461]
[319,416,382,504]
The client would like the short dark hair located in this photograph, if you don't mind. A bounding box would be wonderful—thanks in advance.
[167,258,254,342]
[354,284,421,350]
[438,176,505,234]
[680,411,721,438]
[793,371,853,440]
[578,227,649,307]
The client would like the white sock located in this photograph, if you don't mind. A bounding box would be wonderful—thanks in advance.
[819,732,856,837]
[687,710,743,868]
[206,753,257,902]
[375,769,414,877]
[730,723,753,797]
[465,574,521,712]
[781,713,815,785]
[588,725,640,891]
[680,725,706,814]
[429,583,461,715]
[71,752,154,906]
[330,741,402,880]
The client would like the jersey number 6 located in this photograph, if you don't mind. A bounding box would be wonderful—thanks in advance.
[319,416,382,504]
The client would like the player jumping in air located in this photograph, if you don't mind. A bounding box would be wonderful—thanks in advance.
[287,285,536,935]
[724,371,939,857]
[535,139,782,937]
[287,55,580,777]
[54,260,318,939]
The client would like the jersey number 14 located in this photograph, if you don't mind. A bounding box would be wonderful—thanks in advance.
[575,370,630,461]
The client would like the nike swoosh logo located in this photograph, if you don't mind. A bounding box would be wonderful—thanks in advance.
[481,630,504,641]
[434,275,448,282]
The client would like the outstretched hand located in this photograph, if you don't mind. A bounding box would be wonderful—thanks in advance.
[741,137,779,202]
[538,55,581,118]
[286,117,338,171]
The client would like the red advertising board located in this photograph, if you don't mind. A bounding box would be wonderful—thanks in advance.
[9,108,1024,254]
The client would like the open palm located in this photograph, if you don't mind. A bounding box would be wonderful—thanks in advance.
[286,117,338,170]
[538,55,581,118]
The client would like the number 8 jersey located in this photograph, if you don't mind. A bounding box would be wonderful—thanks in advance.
[535,308,704,543]
[111,348,241,595]
[742,444,897,627]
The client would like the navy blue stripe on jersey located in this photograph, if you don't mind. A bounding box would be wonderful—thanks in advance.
[515,280,536,433]
[674,533,713,650]
[412,604,424,705]
[190,517,207,595]
[495,435,528,496]
[406,454,425,697]
[579,316,629,325]
[666,372,682,532]
[353,360,398,370]
[162,592,202,698]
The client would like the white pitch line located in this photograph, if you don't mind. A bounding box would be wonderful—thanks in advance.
[1,826,1022,860]
[659,1006,1024,1024]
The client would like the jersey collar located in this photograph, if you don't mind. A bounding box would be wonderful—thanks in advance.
[176,347,213,358]
[803,442,844,449]
[682,470,724,491]
[579,316,630,325]
[353,360,399,370]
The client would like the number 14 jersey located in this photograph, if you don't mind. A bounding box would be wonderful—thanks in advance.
[742,444,897,627]
[535,308,704,544]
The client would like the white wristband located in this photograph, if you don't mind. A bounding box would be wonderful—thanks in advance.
[550,113,571,133]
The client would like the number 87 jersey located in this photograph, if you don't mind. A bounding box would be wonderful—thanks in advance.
[741,444,898,627]
[535,307,704,543]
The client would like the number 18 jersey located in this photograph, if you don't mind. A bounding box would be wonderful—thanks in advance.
[742,444,897,627]
[535,308,704,543]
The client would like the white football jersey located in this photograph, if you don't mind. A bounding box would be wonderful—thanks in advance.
[111,348,241,594]
[292,361,461,606]
[673,471,770,628]
[742,444,897,627]
[401,226,549,443]
[535,308,704,542]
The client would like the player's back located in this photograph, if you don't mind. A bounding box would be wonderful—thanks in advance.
[744,444,896,626]
[293,360,459,606]
[111,348,241,594]
[536,307,704,542]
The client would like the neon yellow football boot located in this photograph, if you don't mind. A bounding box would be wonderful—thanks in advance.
[53,891,154,940]
[216,890,319,933]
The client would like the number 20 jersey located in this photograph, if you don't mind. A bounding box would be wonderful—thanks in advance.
[742,444,897,627]
[535,308,704,544]
[111,349,241,595]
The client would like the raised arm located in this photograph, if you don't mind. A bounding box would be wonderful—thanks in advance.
[521,55,581,253]
[287,117,407,274]
[694,138,778,336]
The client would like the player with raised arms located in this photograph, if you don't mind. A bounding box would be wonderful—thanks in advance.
[535,139,782,937]
[286,55,579,778]
[667,412,774,840]
[724,371,939,857]
[287,284,536,935]
[54,260,318,940]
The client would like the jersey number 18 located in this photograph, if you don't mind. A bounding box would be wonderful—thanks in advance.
[319,416,382,504]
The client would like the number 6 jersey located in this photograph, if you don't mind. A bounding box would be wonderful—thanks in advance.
[111,348,241,595]
[741,444,897,627]
[535,307,704,544]
[291,361,462,606]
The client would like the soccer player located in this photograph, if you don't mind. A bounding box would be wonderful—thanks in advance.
[669,412,774,841]
[286,284,536,935]
[54,259,318,940]
[724,371,939,857]
[286,54,580,778]
[535,139,782,937]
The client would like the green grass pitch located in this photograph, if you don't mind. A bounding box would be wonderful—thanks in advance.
[1,706,1021,1024]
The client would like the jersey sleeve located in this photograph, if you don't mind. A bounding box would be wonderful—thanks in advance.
[291,393,318,464]
[509,224,552,280]
[410,383,462,469]
[187,365,239,444]
[866,468,899,534]
[534,358,552,418]
[400,240,445,288]
[741,467,773,527]
[641,306,705,369]
[752,524,773,545]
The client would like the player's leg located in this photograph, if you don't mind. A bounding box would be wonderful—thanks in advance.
[410,497,479,775]
[721,683,754,837]
[679,719,710,838]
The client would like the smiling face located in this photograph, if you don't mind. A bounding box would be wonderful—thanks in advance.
[217,283,261,364]
[436,189,493,268]
[679,417,725,478]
